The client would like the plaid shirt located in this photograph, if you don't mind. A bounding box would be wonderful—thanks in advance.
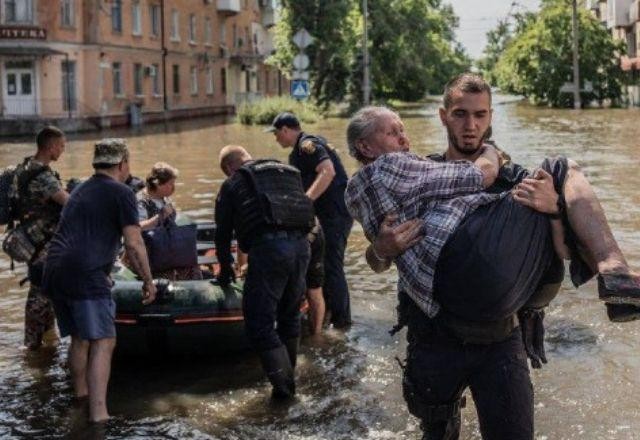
[345,152,504,317]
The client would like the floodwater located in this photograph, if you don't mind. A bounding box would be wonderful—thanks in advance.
[1,99,640,439]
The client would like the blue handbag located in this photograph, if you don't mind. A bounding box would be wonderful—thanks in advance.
[142,223,198,273]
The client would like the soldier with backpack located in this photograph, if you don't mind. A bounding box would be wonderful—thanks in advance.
[1,126,69,350]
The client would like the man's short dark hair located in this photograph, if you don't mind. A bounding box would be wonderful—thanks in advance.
[36,126,64,150]
[443,73,492,109]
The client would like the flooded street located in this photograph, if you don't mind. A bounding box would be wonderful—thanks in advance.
[1,99,640,439]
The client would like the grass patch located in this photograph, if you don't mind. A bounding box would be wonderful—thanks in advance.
[237,96,323,126]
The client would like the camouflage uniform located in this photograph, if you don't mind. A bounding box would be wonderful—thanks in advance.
[12,157,63,349]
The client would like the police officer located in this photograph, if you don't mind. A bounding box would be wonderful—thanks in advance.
[267,113,354,328]
[10,126,70,350]
[215,145,313,399]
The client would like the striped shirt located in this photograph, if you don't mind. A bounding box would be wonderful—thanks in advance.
[345,152,504,317]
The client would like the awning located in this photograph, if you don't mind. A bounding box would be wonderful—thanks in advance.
[0,46,66,57]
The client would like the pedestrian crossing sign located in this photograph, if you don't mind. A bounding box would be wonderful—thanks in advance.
[291,80,310,100]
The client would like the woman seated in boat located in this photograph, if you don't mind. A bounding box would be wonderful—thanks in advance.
[129,162,202,280]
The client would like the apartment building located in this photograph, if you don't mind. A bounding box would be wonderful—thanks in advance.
[0,0,287,135]
[588,0,640,105]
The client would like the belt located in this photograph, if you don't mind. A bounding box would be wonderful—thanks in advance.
[253,230,305,245]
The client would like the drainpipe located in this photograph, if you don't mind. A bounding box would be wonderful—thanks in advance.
[160,0,168,112]
[65,53,72,119]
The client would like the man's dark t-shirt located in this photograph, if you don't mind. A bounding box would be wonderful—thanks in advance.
[43,174,139,300]
[288,133,350,219]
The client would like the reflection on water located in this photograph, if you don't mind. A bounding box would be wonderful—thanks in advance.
[1,101,640,439]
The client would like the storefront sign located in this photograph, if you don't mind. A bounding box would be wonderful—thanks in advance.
[0,27,46,40]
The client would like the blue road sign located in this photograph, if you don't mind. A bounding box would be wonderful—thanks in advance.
[291,79,310,100]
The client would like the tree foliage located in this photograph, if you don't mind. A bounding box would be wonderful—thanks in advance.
[268,0,358,110]
[268,0,470,108]
[489,0,625,107]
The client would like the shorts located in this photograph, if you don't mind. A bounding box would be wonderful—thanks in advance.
[306,223,325,289]
[53,296,116,340]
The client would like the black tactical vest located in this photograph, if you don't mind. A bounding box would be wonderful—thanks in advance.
[235,160,315,244]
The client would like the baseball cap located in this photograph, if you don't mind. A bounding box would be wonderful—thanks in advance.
[264,112,300,132]
[92,138,129,165]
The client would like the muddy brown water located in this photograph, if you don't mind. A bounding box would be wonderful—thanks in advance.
[1,99,639,439]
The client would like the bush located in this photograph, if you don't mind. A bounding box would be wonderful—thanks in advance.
[236,96,322,126]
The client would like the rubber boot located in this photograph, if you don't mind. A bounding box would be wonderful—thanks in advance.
[284,337,299,370]
[258,346,295,400]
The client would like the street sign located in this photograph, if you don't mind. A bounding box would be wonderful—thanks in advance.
[293,54,310,70]
[293,28,314,49]
[292,70,309,80]
[291,80,310,100]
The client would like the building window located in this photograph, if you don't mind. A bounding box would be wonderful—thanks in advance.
[134,63,144,96]
[172,64,180,94]
[205,17,212,45]
[206,67,214,95]
[221,68,227,94]
[190,66,198,95]
[60,0,74,27]
[170,9,179,41]
[189,14,196,43]
[232,24,238,48]
[220,19,227,45]
[151,64,160,95]
[61,60,76,111]
[112,62,122,96]
[150,4,160,37]
[111,0,122,32]
[132,1,142,35]
[4,0,33,24]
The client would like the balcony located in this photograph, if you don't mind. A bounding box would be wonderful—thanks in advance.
[217,0,240,16]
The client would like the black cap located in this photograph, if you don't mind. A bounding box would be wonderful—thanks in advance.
[264,112,300,132]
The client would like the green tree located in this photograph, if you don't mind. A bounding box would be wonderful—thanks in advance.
[268,0,470,108]
[492,1,625,107]
[363,0,471,103]
[268,0,359,110]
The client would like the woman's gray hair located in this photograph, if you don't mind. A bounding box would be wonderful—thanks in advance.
[146,161,179,191]
[347,106,400,163]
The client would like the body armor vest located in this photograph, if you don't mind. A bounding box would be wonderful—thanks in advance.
[235,160,315,245]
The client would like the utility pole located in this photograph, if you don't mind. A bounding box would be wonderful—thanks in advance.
[571,0,581,109]
[362,0,370,105]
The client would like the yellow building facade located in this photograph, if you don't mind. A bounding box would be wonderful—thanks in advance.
[0,0,287,134]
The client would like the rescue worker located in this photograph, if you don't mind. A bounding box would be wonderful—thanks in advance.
[11,126,70,350]
[43,138,156,422]
[357,74,640,439]
[215,145,314,399]
[267,113,353,328]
